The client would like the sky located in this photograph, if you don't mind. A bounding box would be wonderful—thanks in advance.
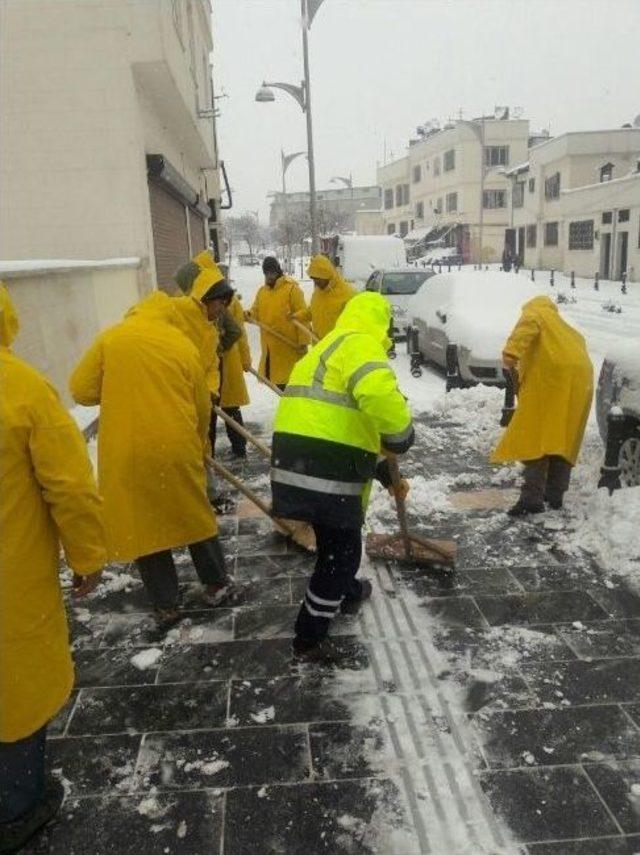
[212,0,640,221]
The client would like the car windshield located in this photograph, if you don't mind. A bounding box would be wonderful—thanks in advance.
[381,272,429,295]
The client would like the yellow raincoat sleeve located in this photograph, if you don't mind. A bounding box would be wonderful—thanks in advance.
[291,306,312,324]
[503,311,540,364]
[69,336,105,406]
[194,362,213,457]
[29,381,106,574]
[232,299,252,370]
[289,282,310,346]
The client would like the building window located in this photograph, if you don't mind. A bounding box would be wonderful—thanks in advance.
[513,182,525,208]
[435,197,443,214]
[443,149,455,172]
[402,184,410,205]
[600,163,614,182]
[544,172,561,200]
[387,223,396,235]
[528,177,535,193]
[433,156,441,177]
[446,192,458,213]
[544,222,559,246]
[416,201,424,219]
[395,185,403,207]
[568,219,594,250]
[483,189,507,209]
[412,165,422,184]
[526,225,537,248]
[619,209,630,223]
[602,211,613,225]
[399,221,409,237]
[484,146,509,167]
[384,189,394,210]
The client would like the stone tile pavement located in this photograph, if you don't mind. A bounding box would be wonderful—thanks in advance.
[24,412,640,854]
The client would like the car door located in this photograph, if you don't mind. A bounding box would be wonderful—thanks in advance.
[420,282,450,367]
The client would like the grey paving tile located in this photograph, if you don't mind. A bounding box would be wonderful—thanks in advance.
[584,760,640,834]
[556,619,640,660]
[475,591,608,627]
[48,734,141,796]
[521,657,640,705]
[527,835,640,853]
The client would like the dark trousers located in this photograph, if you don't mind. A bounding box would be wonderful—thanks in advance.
[521,456,572,505]
[265,351,287,392]
[209,406,246,457]
[135,536,227,611]
[295,525,363,644]
[0,726,46,823]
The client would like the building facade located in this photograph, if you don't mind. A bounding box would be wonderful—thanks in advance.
[505,129,640,281]
[354,210,385,236]
[377,118,531,261]
[269,185,382,234]
[0,0,225,289]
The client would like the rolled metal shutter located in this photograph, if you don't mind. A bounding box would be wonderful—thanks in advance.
[189,208,206,256]
[148,180,190,288]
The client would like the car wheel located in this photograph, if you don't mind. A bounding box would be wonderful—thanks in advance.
[619,432,640,487]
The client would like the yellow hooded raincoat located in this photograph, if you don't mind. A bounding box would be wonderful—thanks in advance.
[0,285,106,741]
[491,296,594,466]
[70,292,217,562]
[189,253,250,408]
[296,254,356,340]
[190,267,225,396]
[249,275,308,386]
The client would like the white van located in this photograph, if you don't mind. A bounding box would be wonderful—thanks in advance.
[322,235,407,288]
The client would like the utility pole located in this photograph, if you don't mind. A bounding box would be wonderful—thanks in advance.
[301,0,319,254]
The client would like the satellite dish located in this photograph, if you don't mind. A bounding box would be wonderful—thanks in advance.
[633,114,640,128]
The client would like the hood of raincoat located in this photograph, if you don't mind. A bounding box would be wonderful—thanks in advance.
[191,266,230,302]
[522,295,558,317]
[125,292,210,356]
[334,292,391,347]
[0,283,19,347]
[192,250,216,269]
[307,254,336,280]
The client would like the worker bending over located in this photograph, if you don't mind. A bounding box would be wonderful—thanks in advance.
[492,296,593,516]
[291,254,355,340]
[271,292,414,658]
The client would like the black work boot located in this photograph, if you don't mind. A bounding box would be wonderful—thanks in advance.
[507,500,545,518]
[340,579,373,615]
[0,778,64,854]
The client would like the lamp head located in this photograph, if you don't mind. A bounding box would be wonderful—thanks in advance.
[255,84,275,103]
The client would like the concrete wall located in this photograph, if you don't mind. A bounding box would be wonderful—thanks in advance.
[355,210,385,236]
[2,262,143,405]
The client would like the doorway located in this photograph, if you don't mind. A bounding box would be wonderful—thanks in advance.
[600,232,612,279]
[517,227,525,265]
[616,231,629,279]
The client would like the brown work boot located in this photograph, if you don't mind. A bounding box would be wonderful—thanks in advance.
[202,581,232,607]
[154,608,182,630]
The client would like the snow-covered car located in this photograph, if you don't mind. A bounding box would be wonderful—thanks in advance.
[596,344,640,488]
[408,271,540,390]
[364,267,437,341]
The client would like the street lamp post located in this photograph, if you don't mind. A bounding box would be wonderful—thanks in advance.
[281,149,306,268]
[255,0,324,254]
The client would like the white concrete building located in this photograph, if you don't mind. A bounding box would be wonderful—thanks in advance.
[505,129,640,280]
[354,210,385,236]
[1,0,224,284]
[377,118,531,262]
[0,0,227,401]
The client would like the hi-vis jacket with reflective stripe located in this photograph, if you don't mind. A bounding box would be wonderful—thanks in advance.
[271,292,414,529]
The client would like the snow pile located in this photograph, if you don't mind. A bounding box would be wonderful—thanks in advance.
[408,270,542,360]
[430,384,505,454]
[130,648,163,671]
[250,705,275,725]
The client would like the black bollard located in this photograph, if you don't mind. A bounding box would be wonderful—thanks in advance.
[595,272,600,291]
[531,268,535,282]
[622,271,627,294]
[571,271,576,289]
[458,263,462,271]
[409,327,423,378]
[550,269,555,287]
[447,261,452,273]
[598,408,626,494]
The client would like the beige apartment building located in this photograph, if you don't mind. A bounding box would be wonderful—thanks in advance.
[377,117,531,262]
[0,0,226,400]
[505,129,640,281]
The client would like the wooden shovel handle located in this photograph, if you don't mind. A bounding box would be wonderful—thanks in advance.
[290,317,319,344]
[247,366,283,397]
[213,406,270,460]
[387,454,412,559]
[206,457,296,539]
[247,317,301,352]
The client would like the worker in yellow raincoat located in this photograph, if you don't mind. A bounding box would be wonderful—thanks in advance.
[491,296,594,516]
[0,285,105,849]
[248,256,308,389]
[271,292,414,658]
[70,281,234,627]
[175,251,251,458]
[291,254,355,340]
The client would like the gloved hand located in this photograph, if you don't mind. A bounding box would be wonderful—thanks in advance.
[388,478,410,502]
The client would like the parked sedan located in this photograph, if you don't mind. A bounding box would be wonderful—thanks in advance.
[596,345,640,488]
[408,270,540,390]
[364,267,436,340]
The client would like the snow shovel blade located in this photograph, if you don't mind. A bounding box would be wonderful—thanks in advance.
[365,531,456,570]
[274,518,316,552]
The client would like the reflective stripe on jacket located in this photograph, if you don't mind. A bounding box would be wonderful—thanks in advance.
[271,292,413,528]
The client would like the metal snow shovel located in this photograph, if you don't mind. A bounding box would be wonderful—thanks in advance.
[207,456,316,552]
[366,454,456,570]
[247,366,283,397]
[291,317,319,344]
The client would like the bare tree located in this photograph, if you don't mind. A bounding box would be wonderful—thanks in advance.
[224,214,261,256]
